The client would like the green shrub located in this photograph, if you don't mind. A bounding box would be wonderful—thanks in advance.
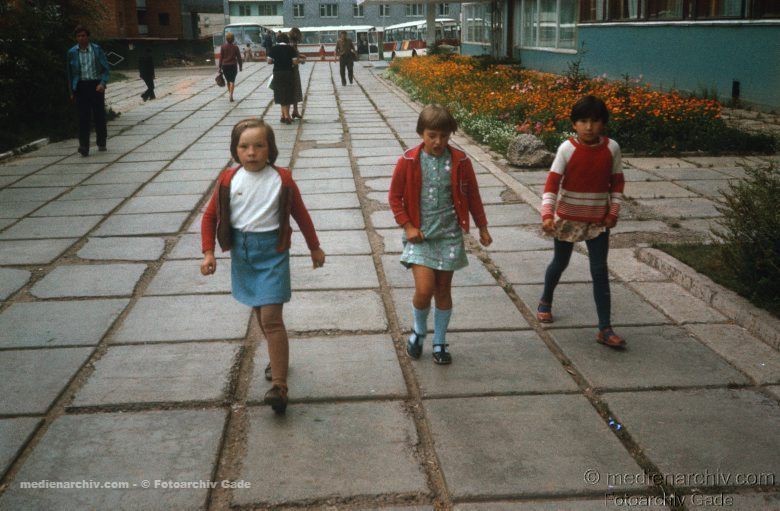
[714,163,780,310]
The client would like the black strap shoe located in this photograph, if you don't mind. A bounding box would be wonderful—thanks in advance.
[432,344,452,365]
[406,330,424,359]
[264,362,272,381]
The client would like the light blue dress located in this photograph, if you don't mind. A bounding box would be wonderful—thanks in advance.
[400,148,468,272]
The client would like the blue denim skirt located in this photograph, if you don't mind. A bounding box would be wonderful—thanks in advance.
[231,229,291,307]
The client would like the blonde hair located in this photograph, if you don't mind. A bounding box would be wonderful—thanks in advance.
[230,118,278,165]
[225,32,235,43]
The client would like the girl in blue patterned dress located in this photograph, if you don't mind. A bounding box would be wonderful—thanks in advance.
[389,104,493,364]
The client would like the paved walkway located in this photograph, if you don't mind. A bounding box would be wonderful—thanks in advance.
[0,61,778,511]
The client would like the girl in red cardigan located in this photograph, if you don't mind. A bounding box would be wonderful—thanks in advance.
[538,96,626,349]
[389,104,492,365]
[201,118,326,413]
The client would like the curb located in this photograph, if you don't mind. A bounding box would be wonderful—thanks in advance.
[636,247,780,351]
[0,138,49,162]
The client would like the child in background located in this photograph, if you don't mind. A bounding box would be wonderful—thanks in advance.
[389,104,492,365]
[538,95,626,349]
[201,118,325,413]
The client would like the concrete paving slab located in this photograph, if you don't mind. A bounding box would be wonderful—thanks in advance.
[73,342,239,406]
[551,325,749,389]
[31,263,146,298]
[513,283,670,328]
[0,187,67,203]
[10,173,89,187]
[233,402,426,506]
[634,197,721,218]
[116,194,202,215]
[393,286,528,331]
[118,151,180,162]
[0,238,76,264]
[0,299,128,348]
[137,180,212,196]
[603,389,780,489]
[675,179,734,201]
[679,156,757,168]
[611,220,670,235]
[101,161,168,173]
[371,209,398,229]
[153,169,221,182]
[30,198,123,217]
[146,259,231,295]
[309,209,365,230]
[624,157,696,170]
[290,229,370,255]
[81,170,155,185]
[249,335,406,401]
[290,254,378,290]
[411,331,578,396]
[357,155,400,166]
[364,177,391,192]
[297,178,356,194]
[483,203,539,225]
[0,417,40,475]
[0,215,102,240]
[0,200,47,219]
[490,250,593,284]
[77,236,166,261]
[59,183,141,200]
[0,268,30,300]
[484,226,551,252]
[678,218,722,238]
[169,233,230,260]
[0,347,93,414]
[294,157,351,169]
[685,324,780,385]
[93,212,189,236]
[285,290,387,332]
[114,295,250,343]
[426,395,645,498]
[298,192,361,210]
[291,166,354,180]
[624,181,698,199]
[376,228,404,253]
[630,282,728,324]
[0,409,225,510]
[646,168,731,181]
[476,173,505,188]
[297,148,349,158]
[383,254,496,288]
[607,249,667,282]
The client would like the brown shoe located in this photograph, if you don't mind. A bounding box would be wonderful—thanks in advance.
[264,385,288,414]
[536,301,553,323]
[597,327,626,350]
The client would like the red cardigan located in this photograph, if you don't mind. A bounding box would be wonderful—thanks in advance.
[201,165,319,253]
[388,143,488,233]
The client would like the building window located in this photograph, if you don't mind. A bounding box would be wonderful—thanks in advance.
[257,3,279,16]
[380,3,390,16]
[293,3,304,17]
[580,0,771,21]
[752,0,780,17]
[158,12,170,25]
[518,0,576,49]
[320,3,338,17]
[607,0,641,19]
[405,3,425,16]
[463,3,491,44]
[354,3,364,17]
[695,0,743,17]
[645,0,683,19]
[232,4,253,16]
[438,3,450,15]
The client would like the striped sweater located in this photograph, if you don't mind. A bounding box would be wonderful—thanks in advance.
[541,137,625,223]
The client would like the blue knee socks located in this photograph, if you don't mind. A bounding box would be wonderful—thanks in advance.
[413,306,430,336]
[432,308,452,351]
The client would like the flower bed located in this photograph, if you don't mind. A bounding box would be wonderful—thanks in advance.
[388,55,775,156]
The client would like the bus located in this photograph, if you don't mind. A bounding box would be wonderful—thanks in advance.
[383,18,460,58]
[294,25,379,61]
[213,23,278,62]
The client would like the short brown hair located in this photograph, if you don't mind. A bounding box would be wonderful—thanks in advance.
[225,31,235,43]
[230,118,278,165]
[416,104,457,135]
[74,25,90,37]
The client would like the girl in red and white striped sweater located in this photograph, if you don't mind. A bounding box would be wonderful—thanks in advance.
[538,95,627,349]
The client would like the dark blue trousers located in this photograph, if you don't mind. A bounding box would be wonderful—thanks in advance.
[541,230,611,330]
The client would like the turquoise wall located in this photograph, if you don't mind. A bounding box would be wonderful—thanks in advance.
[461,42,492,56]
[515,24,780,110]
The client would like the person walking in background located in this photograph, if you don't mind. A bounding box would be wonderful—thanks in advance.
[219,32,243,102]
[138,47,155,101]
[288,27,305,120]
[334,31,356,86]
[538,95,627,349]
[262,29,274,58]
[389,104,492,365]
[66,25,110,157]
[267,33,299,124]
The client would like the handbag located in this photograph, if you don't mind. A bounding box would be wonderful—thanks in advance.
[215,71,225,87]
